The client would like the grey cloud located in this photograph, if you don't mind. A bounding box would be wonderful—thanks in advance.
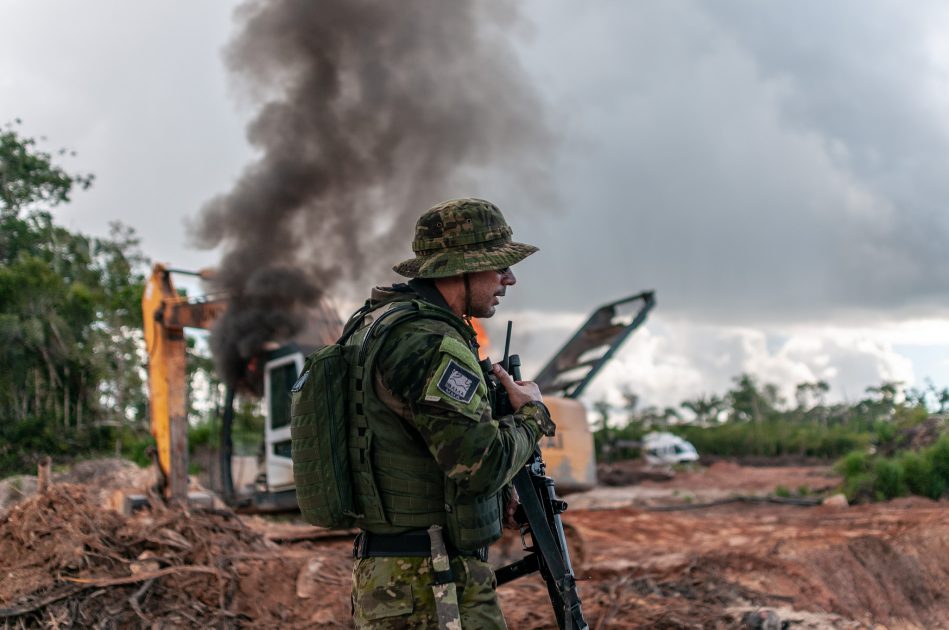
[506,1,949,326]
[709,1,949,309]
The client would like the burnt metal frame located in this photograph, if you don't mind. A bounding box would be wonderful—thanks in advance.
[533,291,656,399]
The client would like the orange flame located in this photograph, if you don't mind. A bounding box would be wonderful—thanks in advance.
[471,318,491,361]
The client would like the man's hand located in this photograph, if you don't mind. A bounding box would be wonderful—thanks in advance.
[492,363,543,410]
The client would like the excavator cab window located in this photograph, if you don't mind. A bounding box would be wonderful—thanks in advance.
[273,440,292,458]
[268,362,298,430]
[262,351,306,493]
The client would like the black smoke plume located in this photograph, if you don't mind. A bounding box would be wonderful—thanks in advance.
[195,0,552,387]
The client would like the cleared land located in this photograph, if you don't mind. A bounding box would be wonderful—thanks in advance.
[0,460,945,628]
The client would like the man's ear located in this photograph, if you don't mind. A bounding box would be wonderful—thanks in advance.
[433,276,463,315]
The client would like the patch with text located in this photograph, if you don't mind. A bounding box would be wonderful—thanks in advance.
[436,359,479,404]
[290,369,309,392]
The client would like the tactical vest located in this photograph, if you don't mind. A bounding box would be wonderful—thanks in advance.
[345,298,503,552]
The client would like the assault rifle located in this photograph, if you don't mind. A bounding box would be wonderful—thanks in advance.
[483,322,589,630]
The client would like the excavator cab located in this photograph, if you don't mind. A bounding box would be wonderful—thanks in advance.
[242,344,313,512]
[262,347,304,493]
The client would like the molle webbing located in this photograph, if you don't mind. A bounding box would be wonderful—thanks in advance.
[374,450,447,528]
[347,302,460,529]
[449,493,503,550]
[346,299,503,548]
[347,304,414,526]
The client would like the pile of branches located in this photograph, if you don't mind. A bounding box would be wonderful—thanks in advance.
[0,483,271,627]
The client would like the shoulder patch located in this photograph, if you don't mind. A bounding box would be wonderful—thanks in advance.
[290,369,309,393]
[435,359,479,404]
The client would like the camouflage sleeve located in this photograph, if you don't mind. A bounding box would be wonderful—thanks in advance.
[377,321,544,496]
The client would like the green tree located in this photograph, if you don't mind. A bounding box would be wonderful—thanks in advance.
[681,394,724,426]
[0,120,93,216]
[0,122,147,474]
[795,380,829,411]
[906,379,949,414]
[852,381,902,425]
[726,373,776,422]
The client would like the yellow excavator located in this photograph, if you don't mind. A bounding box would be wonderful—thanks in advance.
[142,263,340,507]
[143,262,654,508]
[141,264,226,501]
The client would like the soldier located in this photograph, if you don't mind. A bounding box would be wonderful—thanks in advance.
[348,198,556,629]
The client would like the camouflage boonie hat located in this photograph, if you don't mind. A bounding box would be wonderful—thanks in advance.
[393,198,538,279]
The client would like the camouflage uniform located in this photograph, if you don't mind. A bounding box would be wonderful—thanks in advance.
[351,199,555,629]
[352,554,499,628]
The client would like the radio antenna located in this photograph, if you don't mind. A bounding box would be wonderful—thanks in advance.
[502,320,513,370]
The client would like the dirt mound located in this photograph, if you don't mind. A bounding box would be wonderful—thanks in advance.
[0,483,264,625]
[792,527,949,626]
[879,416,948,456]
[547,499,949,629]
[597,461,676,486]
[0,459,156,514]
[0,483,353,627]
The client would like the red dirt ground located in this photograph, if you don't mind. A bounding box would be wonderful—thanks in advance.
[1,461,946,629]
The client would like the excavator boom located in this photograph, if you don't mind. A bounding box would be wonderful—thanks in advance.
[142,264,226,501]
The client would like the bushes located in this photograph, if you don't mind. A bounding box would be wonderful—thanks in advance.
[836,450,869,478]
[899,452,944,500]
[113,427,155,467]
[836,434,949,502]
[673,421,869,460]
[872,459,907,500]
[189,421,217,450]
[0,420,150,477]
[931,435,949,482]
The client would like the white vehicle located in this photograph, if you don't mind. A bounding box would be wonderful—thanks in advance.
[643,432,699,465]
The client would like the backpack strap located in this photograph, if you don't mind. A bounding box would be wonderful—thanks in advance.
[348,300,474,525]
[352,301,467,422]
[359,300,472,369]
[338,300,374,345]
[349,303,420,445]
[356,302,422,367]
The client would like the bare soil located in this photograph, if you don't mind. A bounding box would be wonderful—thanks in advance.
[580,461,840,509]
[1,460,946,628]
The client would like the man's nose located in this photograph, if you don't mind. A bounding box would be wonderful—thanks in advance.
[501,268,516,285]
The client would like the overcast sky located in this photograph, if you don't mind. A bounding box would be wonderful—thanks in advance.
[3,0,948,412]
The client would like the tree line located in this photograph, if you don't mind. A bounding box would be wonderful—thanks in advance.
[595,372,948,462]
[0,122,149,473]
[595,373,948,501]
[0,123,273,477]
[600,375,947,431]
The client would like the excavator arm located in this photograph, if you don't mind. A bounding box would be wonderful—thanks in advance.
[534,291,656,399]
[142,263,226,501]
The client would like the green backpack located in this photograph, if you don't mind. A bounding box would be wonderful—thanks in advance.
[289,338,356,528]
[289,301,465,528]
